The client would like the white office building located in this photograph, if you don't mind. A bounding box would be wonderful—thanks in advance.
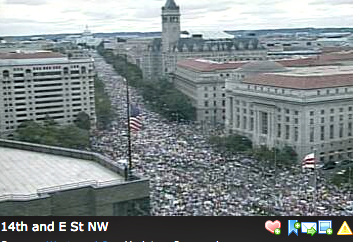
[0,51,96,137]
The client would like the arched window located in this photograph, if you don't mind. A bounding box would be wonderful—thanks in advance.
[63,67,69,74]
[3,70,9,78]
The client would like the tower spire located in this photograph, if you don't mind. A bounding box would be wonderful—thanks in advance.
[163,0,179,10]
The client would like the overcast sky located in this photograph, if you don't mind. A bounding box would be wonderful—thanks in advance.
[0,0,352,36]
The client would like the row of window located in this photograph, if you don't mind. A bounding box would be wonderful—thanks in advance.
[309,123,353,142]
[204,93,226,98]
[204,100,226,107]
[247,84,351,95]
[2,67,91,78]
[309,107,353,116]
[33,66,62,71]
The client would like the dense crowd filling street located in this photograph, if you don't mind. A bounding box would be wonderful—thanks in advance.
[90,51,353,216]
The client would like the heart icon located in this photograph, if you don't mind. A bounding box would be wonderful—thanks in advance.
[265,220,281,234]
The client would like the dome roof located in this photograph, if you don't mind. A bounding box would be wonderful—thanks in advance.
[239,60,287,73]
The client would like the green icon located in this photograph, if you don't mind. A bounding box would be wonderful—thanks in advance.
[274,228,281,235]
[307,227,317,236]
[326,228,333,235]
[294,222,301,229]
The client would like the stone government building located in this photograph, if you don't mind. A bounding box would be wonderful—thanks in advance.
[225,56,353,162]
[109,0,267,81]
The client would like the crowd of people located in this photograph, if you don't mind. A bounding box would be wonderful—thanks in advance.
[90,51,353,216]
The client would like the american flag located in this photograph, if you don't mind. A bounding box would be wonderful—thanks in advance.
[129,104,142,132]
[302,152,316,169]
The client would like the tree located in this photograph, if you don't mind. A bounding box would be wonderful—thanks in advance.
[75,112,91,130]
[208,134,252,155]
[97,45,196,122]
[13,121,90,150]
[94,76,114,129]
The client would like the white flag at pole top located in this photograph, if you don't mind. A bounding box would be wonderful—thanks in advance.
[302,152,316,169]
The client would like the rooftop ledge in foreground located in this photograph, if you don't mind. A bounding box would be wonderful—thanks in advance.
[0,139,148,202]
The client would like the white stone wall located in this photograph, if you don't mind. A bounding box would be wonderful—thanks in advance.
[174,67,227,125]
[226,79,353,162]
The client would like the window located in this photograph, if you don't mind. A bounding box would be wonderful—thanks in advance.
[213,93,216,98]
[204,87,208,91]
[222,100,225,107]
[321,117,325,124]
[243,108,247,114]
[286,116,290,122]
[336,89,339,94]
[340,108,343,112]
[310,119,314,125]
[339,115,344,121]
[330,116,334,122]
[326,89,330,95]
[294,127,298,142]
[63,67,69,74]
[310,111,314,116]
[204,93,208,98]
[317,90,321,95]
[277,124,281,138]
[330,108,334,114]
[339,123,343,138]
[2,70,9,78]
[213,101,216,107]
[204,101,208,107]
[250,118,254,131]
[277,115,281,121]
[285,125,290,139]
[330,125,334,139]
[294,110,299,115]
[236,115,240,128]
[243,117,247,130]
[349,122,352,137]
[321,110,325,115]
[261,112,268,135]
[320,126,325,141]
[349,107,353,112]
[285,109,290,114]
[294,118,298,124]
[310,127,314,142]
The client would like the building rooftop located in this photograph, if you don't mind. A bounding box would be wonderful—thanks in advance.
[239,60,287,73]
[177,59,248,72]
[0,146,124,197]
[0,51,66,60]
[182,30,234,40]
[243,65,353,89]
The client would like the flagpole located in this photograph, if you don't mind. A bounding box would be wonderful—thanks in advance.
[125,54,133,180]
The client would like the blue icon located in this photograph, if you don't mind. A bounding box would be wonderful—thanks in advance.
[318,220,332,234]
[288,220,298,236]
[302,222,317,233]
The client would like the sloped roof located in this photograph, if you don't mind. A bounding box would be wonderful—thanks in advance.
[239,60,287,73]
[177,59,247,72]
[243,73,353,89]
[163,0,179,9]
